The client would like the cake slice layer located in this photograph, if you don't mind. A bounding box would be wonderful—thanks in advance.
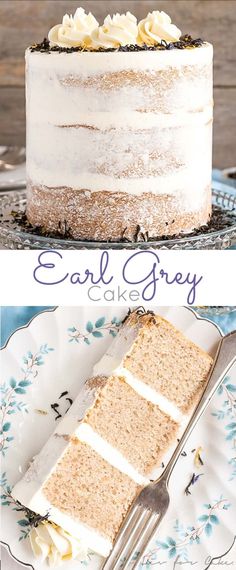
[43,440,140,543]
[85,375,179,476]
[123,315,212,413]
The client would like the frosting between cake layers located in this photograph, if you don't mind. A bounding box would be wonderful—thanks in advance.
[114,366,184,423]
[29,108,213,130]
[92,352,185,425]
[76,423,149,485]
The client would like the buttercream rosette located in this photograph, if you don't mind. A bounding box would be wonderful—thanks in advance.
[29,521,87,567]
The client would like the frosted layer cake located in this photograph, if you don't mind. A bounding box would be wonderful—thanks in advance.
[25,8,213,241]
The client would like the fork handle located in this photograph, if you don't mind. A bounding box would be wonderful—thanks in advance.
[163,330,236,484]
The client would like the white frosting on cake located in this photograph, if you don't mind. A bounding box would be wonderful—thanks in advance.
[26,43,213,214]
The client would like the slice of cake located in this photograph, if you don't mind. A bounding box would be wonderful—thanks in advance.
[25,7,213,241]
[12,309,213,557]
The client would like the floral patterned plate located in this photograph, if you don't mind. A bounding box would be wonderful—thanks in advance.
[1,306,236,569]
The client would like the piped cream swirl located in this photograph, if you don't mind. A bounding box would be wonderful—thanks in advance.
[138,10,182,44]
[48,7,183,49]
[29,521,87,566]
[48,7,98,48]
[91,12,138,49]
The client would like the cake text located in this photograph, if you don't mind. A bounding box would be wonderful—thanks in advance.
[33,250,203,305]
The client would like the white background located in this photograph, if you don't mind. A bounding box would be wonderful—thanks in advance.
[0,249,235,306]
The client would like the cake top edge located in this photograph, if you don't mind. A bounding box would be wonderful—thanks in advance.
[29,35,206,54]
[120,307,213,361]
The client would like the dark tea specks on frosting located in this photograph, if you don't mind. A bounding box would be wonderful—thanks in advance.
[30,35,204,53]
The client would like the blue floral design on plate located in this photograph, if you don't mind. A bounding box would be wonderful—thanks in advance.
[68,316,121,345]
[211,376,236,481]
[0,344,54,456]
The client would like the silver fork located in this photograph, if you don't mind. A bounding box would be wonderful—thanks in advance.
[0,146,26,172]
[102,330,236,570]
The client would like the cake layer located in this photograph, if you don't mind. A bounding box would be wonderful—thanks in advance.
[26,182,211,241]
[85,375,179,476]
[27,121,212,196]
[123,315,213,413]
[94,312,213,414]
[20,489,113,557]
[43,441,140,543]
[59,66,212,113]
[26,45,212,114]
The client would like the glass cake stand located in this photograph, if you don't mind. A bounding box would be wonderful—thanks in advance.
[0,185,235,250]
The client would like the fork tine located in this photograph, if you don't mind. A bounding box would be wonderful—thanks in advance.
[132,512,164,569]
[122,511,160,570]
[102,504,142,570]
[110,508,146,570]
[108,508,149,570]
[121,509,153,570]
